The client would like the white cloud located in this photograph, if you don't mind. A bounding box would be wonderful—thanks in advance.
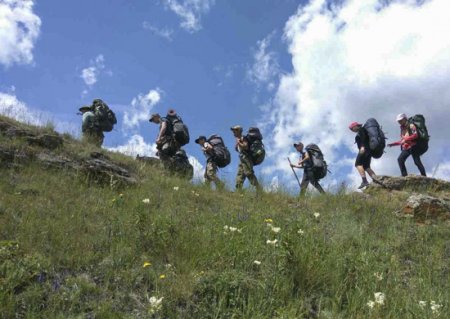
[108,134,157,157]
[163,0,215,33]
[80,55,108,94]
[0,91,79,134]
[0,0,41,67]
[247,32,280,91]
[189,155,205,182]
[262,0,450,185]
[123,89,162,130]
[143,22,174,41]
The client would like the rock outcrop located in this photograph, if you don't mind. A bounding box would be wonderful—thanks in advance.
[401,194,450,222]
[366,175,450,193]
[0,119,136,186]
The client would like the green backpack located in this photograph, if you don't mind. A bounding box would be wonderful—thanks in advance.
[408,114,429,141]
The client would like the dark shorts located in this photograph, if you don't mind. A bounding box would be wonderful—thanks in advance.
[355,151,372,169]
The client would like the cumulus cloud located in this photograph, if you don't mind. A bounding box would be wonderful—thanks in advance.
[80,55,109,95]
[188,155,205,182]
[262,0,450,185]
[163,0,215,33]
[123,89,162,130]
[143,21,174,41]
[247,32,280,91]
[0,91,79,134]
[108,134,158,157]
[0,0,41,67]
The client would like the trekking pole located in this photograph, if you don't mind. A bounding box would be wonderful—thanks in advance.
[287,158,302,190]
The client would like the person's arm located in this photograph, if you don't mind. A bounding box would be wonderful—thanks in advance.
[237,137,249,150]
[298,152,310,166]
[156,121,167,143]
[203,142,214,153]
[402,124,418,142]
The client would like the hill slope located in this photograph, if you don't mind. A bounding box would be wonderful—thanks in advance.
[0,116,448,318]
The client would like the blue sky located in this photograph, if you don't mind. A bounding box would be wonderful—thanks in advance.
[1,0,450,190]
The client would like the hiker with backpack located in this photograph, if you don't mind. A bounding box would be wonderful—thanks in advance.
[349,121,380,189]
[79,99,117,147]
[149,112,179,163]
[290,142,326,196]
[195,135,228,189]
[230,125,262,192]
[388,113,427,177]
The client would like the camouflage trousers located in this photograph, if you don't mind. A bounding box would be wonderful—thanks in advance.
[82,130,104,147]
[205,161,224,189]
[235,153,260,190]
[157,137,178,165]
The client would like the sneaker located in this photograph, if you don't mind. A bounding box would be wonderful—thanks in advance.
[358,181,370,189]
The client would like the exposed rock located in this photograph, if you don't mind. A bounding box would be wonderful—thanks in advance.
[366,175,450,193]
[27,134,63,150]
[401,194,450,222]
[82,158,137,185]
[136,155,161,167]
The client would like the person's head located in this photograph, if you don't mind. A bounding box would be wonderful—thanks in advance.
[195,136,207,146]
[349,122,362,133]
[79,105,92,114]
[293,142,304,152]
[396,113,408,126]
[149,113,161,124]
[230,125,243,137]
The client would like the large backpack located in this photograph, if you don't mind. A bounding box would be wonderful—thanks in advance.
[305,144,328,180]
[92,99,117,132]
[166,114,190,146]
[207,134,231,168]
[245,127,265,166]
[363,118,386,159]
[408,114,429,155]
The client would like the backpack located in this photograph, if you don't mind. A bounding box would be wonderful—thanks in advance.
[245,127,265,166]
[363,118,386,159]
[305,144,328,180]
[408,114,429,155]
[207,134,231,168]
[166,114,190,146]
[92,99,117,132]
[171,150,194,180]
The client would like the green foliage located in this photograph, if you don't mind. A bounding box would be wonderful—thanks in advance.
[0,121,448,318]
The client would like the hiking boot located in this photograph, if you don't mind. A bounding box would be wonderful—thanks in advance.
[358,181,370,189]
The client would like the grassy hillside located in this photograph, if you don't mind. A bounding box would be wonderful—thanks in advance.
[0,116,448,318]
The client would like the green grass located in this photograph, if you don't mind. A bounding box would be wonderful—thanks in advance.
[0,118,449,318]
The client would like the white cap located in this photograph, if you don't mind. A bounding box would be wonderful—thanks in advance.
[396,113,407,121]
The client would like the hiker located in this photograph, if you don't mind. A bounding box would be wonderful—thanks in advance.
[231,125,261,191]
[290,142,326,196]
[195,135,226,189]
[388,113,427,177]
[79,99,117,147]
[349,122,379,189]
[149,113,178,163]
[79,105,104,147]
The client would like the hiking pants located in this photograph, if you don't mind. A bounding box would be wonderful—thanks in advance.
[205,161,224,189]
[300,169,325,197]
[398,148,426,177]
[157,137,178,165]
[82,130,104,147]
[235,153,260,190]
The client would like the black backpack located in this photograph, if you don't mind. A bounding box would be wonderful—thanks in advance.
[363,118,386,159]
[245,127,265,166]
[305,144,327,180]
[408,114,429,155]
[207,135,231,168]
[166,114,190,146]
[93,99,117,132]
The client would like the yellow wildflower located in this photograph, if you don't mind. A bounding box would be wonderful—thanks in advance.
[143,262,152,268]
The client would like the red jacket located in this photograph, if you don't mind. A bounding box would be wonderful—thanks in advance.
[389,123,418,150]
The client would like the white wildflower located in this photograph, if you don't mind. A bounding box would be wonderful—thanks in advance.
[367,300,375,309]
[173,186,179,191]
[271,226,281,234]
[297,229,304,235]
[418,300,427,309]
[253,260,261,265]
[142,198,150,204]
[313,212,320,218]
[374,272,383,281]
[223,225,229,231]
[148,296,163,314]
[374,292,385,305]
[229,227,238,232]
[266,239,278,246]
[430,301,442,314]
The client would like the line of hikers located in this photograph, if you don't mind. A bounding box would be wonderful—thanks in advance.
[79,99,430,194]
